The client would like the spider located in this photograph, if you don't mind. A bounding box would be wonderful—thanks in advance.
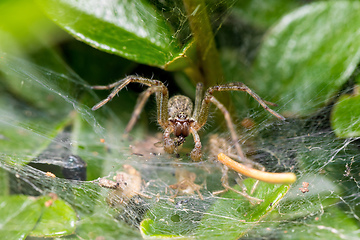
[91,75,285,162]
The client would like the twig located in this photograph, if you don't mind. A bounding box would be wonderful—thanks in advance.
[217,153,297,184]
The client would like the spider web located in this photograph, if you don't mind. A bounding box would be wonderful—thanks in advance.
[1,1,360,239]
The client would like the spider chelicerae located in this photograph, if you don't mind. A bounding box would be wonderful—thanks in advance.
[91,75,285,162]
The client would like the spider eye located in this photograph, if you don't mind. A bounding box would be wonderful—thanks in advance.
[177,112,187,119]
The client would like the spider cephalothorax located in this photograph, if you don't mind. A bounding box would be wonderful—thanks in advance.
[168,95,194,140]
[91,75,284,161]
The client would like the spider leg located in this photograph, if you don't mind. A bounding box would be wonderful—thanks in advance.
[195,82,285,164]
[91,75,169,129]
[195,93,252,165]
[190,127,202,161]
[226,152,264,194]
[163,126,175,154]
[215,165,262,205]
[208,96,249,164]
[170,186,180,199]
[191,83,204,120]
[125,86,167,134]
[196,83,284,199]
[91,77,138,110]
[209,83,285,120]
[183,179,204,200]
[195,83,284,129]
[195,188,204,200]
[91,80,126,90]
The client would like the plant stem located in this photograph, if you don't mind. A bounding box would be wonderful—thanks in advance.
[183,0,231,125]
[182,0,224,89]
[218,153,297,184]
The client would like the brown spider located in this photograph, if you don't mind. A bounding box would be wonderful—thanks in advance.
[91,75,285,161]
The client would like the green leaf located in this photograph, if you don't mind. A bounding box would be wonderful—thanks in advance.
[281,207,360,239]
[164,40,196,72]
[0,195,77,239]
[76,213,142,240]
[29,196,77,237]
[0,0,65,51]
[0,53,74,164]
[140,179,290,239]
[0,53,74,116]
[331,94,360,138]
[233,0,301,28]
[0,168,9,195]
[252,1,360,116]
[140,219,184,239]
[37,0,184,68]
[273,174,341,221]
[140,196,210,238]
[0,195,42,240]
[194,179,289,239]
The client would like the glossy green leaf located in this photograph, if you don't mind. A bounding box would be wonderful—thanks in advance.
[252,2,360,116]
[140,219,183,239]
[233,0,301,28]
[77,213,142,240]
[0,92,64,164]
[140,195,210,238]
[164,40,196,71]
[0,53,74,164]
[281,207,360,239]
[140,178,290,239]
[331,94,360,138]
[37,0,184,68]
[271,174,341,221]
[0,0,65,51]
[195,179,289,239]
[30,196,77,237]
[0,195,42,240]
[0,53,74,116]
[0,195,77,239]
[0,168,8,196]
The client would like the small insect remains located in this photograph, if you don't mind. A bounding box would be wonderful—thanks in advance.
[98,164,150,207]
[168,169,204,200]
[91,75,285,162]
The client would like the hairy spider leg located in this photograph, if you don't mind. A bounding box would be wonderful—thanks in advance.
[195,82,285,164]
[189,126,202,161]
[219,166,262,204]
[91,75,170,129]
[209,96,248,163]
[163,126,175,154]
[222,152,264,194]
[198,83,285,123]
[196,83,285,200]
[125,86,168,134]
[191,83,204,121]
